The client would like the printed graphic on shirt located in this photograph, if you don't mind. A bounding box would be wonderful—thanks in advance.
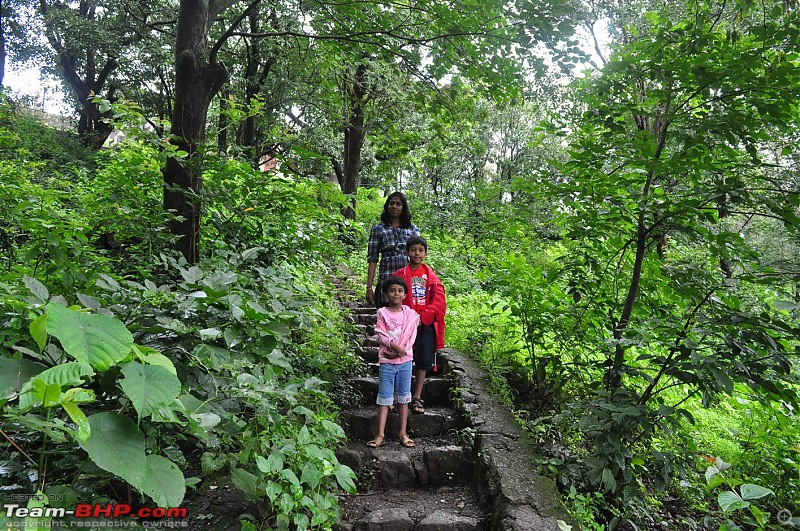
[410,274,428,306]
[385,312,406,343]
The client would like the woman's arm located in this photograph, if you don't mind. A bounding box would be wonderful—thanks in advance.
[366,261,377,304]
[366,224,382,303]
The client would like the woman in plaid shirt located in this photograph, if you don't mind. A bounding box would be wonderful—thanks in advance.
[366,192,420,307]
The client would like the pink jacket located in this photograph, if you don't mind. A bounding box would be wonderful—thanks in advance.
[375,306,419,364]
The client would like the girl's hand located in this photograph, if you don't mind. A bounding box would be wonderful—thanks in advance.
[390,342,407,357]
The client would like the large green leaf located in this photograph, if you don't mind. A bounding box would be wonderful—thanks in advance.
[81,413,146,488]
[45,303,133,371]
[18,379,62,410]
[718,490,749,513]
[231,468,261,499]
[141,454,185,507]
[28,362,93,388]
[740,483,774,501]
[61,401,91,443]
[132,345,177,375]
[0,355,45,397]
[119,362,181,421]
[30,313,48,351]
[24,275,49,304]
[334,465,356,493]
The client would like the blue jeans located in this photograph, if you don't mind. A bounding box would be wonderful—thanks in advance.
[377,361,412,406]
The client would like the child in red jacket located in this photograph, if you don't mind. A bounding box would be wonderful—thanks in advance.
[394,235,446,414]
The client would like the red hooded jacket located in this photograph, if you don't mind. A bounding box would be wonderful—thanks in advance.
[393,263,446,349]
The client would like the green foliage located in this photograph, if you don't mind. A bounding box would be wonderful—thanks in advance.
[704,457,782,530]
[0,100,360,529]
[202,156,351,262]
[445,291,519,405]
[479,249,572,408]
[524,0,800,522]
[5,0,800,526]
[87,139,174,260]
[684,395,800,517]
[564,485,615,531]
[1,284,185,511]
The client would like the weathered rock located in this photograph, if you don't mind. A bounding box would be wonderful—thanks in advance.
[496,505,568,531]
[354,508,414,531]
[336,447,364,476]
[417,509,482,531]
[425,445,474,486]
[375,452,416,490]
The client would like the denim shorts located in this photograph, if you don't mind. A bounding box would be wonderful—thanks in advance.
[377,361,412,406]
[414,324,435,370]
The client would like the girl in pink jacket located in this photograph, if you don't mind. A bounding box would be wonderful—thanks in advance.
[368,276,419,448]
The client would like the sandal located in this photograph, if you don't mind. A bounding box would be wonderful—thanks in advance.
[367,435,385,448]
[410,397,425,414]
[399,433,415,448]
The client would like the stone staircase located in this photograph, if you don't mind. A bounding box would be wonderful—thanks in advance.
[334,296,489,530]
[331,276,577,531]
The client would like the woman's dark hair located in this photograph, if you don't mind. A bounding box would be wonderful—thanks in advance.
[380,191,413,228]
[382,276,409,294]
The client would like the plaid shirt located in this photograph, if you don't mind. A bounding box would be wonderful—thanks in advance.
[368,222,419,304]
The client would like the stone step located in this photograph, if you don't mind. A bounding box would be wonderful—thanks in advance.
[353,323,375,336]
[338,485,488,531]
[356,346,379,363]
[350,312,377,325]
[342,406,460,440]
[364,334,380,347]
[337,439,476,491]
[348,305,377,315]
[350,376,453,407]
[362,359,453,377]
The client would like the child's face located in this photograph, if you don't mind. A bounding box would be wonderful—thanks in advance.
[385,284,406,306]
[407,244,427,266]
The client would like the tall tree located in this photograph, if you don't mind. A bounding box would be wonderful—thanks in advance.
[0,0,6,85]
[35,0,120,147]
[163,0,579,261]
[162,0,240,263]
[553,0,800,512]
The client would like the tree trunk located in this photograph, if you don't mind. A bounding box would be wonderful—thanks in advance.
[242,12,260,164]
[0,0,6,86]
[163,0,227,263]
[77,96,115,149]
[59,51,118,149]
[342,63,368,219]
[218,87,230,153]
